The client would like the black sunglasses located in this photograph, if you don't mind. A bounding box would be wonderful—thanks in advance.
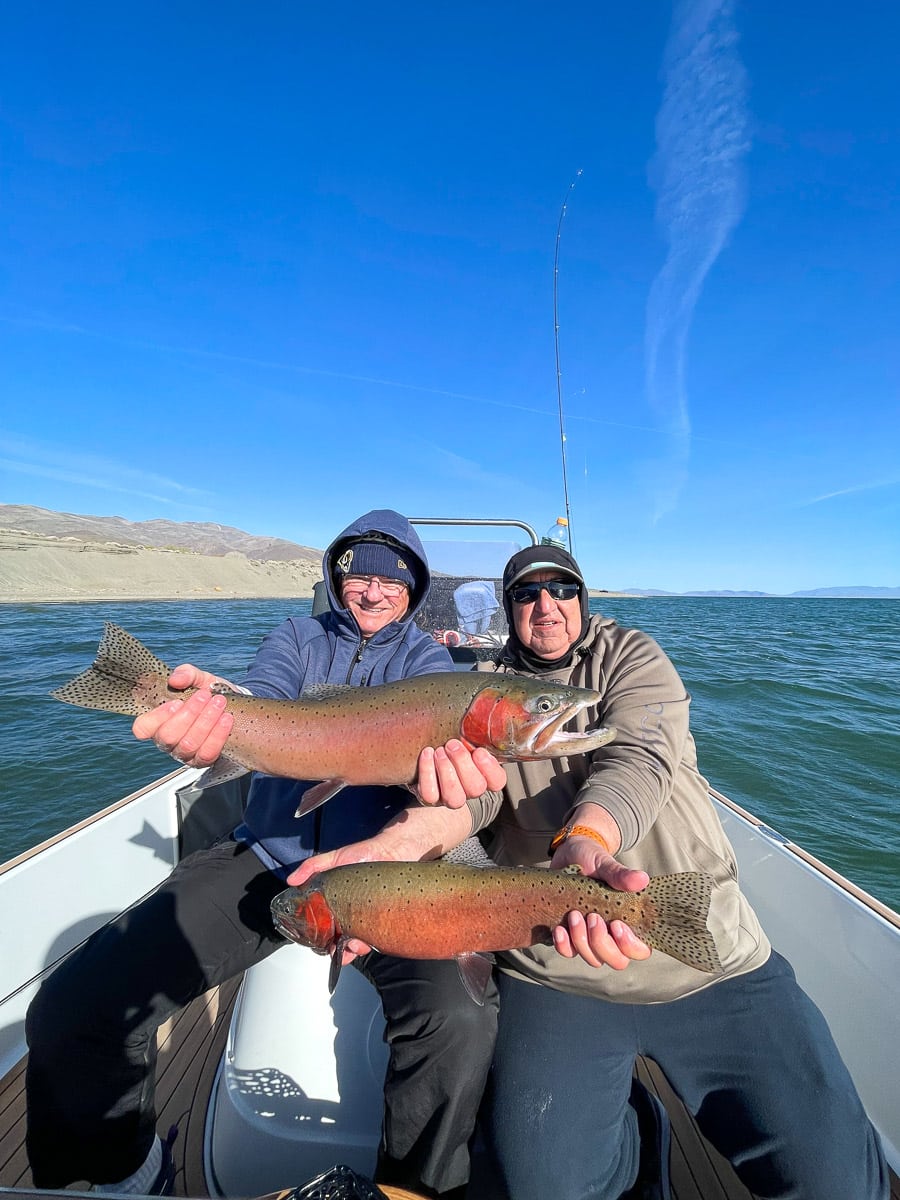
[509,580,581,604]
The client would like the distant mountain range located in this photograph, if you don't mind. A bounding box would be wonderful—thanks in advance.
[0,504,320,563]
[619,586,900,599]
[1,505,897,597]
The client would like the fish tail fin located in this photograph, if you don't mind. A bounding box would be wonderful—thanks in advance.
[50,623,171,716]
[638,871,722,973]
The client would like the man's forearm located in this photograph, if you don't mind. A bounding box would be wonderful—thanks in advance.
[378,802,474,861]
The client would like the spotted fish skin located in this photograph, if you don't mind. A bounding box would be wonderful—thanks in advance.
[271,861,722,975]
[51,623,618,807]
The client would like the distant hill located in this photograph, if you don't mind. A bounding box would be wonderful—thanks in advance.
[621,586,900,599]
[0,504,320,563]
[788,586,900,599]
[2,506,897,598]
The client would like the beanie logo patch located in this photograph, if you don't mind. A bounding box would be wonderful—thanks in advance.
[337,549,354,574]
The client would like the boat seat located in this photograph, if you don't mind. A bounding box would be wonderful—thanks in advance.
[207,944,389,1196]
[311,579,329,616]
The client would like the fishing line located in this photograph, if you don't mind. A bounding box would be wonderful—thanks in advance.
[553,168,582,554]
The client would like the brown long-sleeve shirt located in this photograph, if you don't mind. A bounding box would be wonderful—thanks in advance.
[465,614,771,1003]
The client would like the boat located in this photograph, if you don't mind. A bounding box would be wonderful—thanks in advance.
[1,517,898,1200]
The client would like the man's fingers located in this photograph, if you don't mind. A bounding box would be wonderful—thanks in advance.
[167,693,232,765]
[132,689,232,766]
[413,743,488,808]
[553,910,639,971]
[470,747,508,791]
[414,746,440,806]
[287,851,340,886]
[609,919,653,961]
[167,663,201,690]
[132,699,184,742]
[432,745,469,809]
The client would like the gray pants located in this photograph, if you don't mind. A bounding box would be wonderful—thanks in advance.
[26,838,498,1197]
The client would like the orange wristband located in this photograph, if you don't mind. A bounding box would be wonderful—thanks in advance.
[548,822,612,856]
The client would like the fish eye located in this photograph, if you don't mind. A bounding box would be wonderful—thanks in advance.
[535,695,557,713]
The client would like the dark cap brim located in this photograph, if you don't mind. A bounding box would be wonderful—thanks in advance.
[503,543,585,591]
[506,560,583,588]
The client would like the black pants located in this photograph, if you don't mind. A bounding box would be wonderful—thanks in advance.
[25,839,498,1196]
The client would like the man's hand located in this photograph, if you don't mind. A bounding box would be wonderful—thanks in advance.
[549,836,652,971]
[131,663,236,768]
[412,740,507,808]
[287,837,396,888]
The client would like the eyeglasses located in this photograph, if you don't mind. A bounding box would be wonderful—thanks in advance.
[341,574,409,598]
[509,580,581,605]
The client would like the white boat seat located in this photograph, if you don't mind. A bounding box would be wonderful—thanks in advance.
[207,944,389,1196]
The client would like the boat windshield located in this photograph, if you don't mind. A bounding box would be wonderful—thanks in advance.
[411,519,537,662]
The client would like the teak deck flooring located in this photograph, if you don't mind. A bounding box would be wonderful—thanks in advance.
[2,979,898,1200]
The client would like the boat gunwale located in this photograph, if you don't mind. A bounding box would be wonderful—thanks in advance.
[0,765,197,879]
[710,786,900,930]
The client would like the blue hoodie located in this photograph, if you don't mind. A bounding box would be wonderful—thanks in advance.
[233,509,453,876]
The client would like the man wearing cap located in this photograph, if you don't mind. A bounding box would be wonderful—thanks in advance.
[25,509,506,1200]
[295,541,889,1200]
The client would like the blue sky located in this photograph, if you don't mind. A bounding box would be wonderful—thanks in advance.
[1,1,898,593]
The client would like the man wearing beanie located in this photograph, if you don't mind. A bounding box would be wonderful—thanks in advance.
[290,539,889,1200]
[26,509,506,1200]
[334,537,419,593]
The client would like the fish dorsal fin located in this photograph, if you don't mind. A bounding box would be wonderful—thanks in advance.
[301,683,355,701]
[455,951,495,1005]
[442,837,498,869]
[209,681,243,697]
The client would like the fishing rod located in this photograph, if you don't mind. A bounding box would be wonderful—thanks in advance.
[553,168,582,555]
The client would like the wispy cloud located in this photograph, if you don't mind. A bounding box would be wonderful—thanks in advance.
[644,0,750,520]
[801,478,900,506]
[0,310,555,417]
[2,310,747,445]
[0,433,213,509]
[416,441,522,491]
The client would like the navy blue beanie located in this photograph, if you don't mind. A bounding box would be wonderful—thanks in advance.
[335,539,418,590]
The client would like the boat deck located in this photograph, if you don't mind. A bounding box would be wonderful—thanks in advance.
[3,980,897,1199]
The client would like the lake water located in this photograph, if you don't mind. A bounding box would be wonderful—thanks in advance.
[1,596,897,910]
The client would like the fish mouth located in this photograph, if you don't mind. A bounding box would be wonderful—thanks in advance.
[535,721,617,754]
[270,890,308,944]
[530,695,616,756]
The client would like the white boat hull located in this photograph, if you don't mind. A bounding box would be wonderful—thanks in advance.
[714,791,900,1171]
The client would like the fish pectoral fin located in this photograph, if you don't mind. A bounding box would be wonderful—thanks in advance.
[455,952,495,1006]
[327,941,349,993]
[194,756,250,789]
[294,779,347,817]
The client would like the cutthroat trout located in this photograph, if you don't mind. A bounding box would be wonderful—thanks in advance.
[52,623,617,814]
[271,860,722,1002]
